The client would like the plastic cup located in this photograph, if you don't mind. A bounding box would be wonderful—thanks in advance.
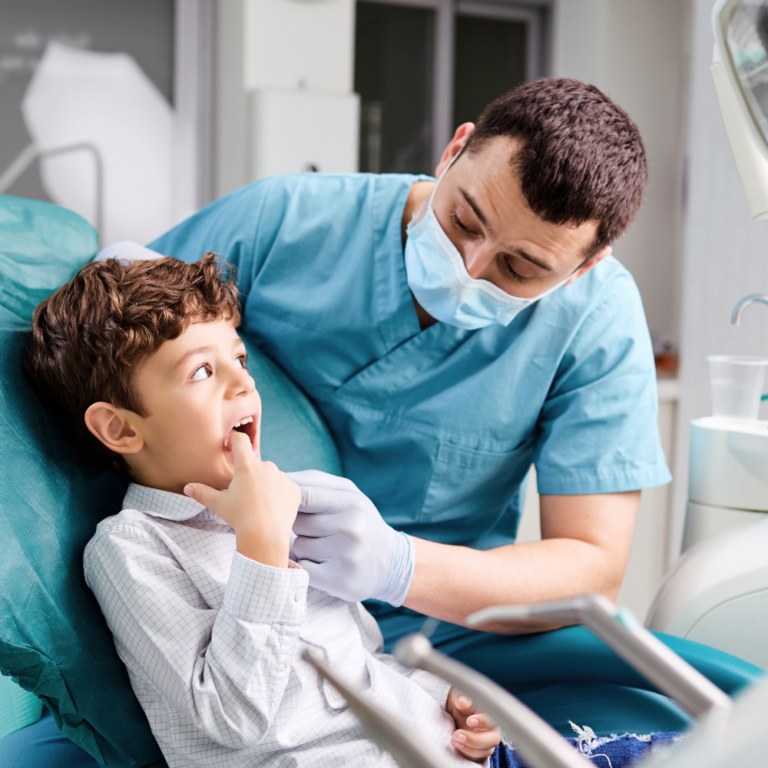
[707,355,768,421]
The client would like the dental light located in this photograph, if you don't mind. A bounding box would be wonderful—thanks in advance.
[712,0,768,218]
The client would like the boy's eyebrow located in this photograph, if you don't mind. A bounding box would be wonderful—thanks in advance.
[172,345,214,372]
[172,337,247,372]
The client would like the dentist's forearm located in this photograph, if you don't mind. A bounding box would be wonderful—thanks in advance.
[402,491,640,633]
[403,537,611,633]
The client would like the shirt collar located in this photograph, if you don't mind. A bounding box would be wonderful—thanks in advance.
[123,483,211,522]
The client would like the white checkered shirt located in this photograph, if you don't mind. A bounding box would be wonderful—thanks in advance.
[84,484,469,768]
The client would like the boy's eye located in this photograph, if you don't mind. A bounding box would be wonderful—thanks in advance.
[190,364,211,381]
[236,353,249,370]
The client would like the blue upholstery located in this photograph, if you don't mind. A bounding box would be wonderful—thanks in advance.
[0,675,43,742]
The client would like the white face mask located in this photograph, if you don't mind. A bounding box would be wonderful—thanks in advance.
[404,152,572,330]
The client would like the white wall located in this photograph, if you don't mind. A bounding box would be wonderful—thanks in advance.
[552,0,610,87]
[216,0,248,196]
[243,0,354,93]
[670,0,768,563]
[553,0,690,348]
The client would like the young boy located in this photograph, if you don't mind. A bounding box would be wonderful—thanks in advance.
[24,253,501,768]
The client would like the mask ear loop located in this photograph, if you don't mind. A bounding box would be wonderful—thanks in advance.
[409,146,466,230]
[428,146,464,207]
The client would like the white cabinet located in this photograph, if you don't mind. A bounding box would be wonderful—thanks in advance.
[249,89,359,181]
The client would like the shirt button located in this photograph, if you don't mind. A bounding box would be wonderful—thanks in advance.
[284,655,292,669]
[294,588,305,602]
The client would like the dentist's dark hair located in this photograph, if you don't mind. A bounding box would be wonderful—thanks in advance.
[466,78,647,254]
[24,253,241,485]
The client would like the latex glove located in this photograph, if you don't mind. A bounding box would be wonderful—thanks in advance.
[288,470,415,605]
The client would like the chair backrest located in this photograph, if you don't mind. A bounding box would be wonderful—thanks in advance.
[0,195,341,766]
[0,673,43,743]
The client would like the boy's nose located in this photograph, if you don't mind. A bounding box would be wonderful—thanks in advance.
[238,376,256,397]
[230,367,256,397]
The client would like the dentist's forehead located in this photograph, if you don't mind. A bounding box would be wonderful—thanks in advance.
[449,137,600,262]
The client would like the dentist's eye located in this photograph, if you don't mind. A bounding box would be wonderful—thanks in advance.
[236,353,249,370]
[190,364,212,381]
[501,258,532,284]
[451,211,478,238]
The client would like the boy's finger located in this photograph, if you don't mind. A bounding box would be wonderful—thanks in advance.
[454,694,477,715]
[229,430,254,468]
[183,483,222,511]
[456,744,497,762]
[466,713,494,730]
[453,730,500,762]
[455,727,500,751]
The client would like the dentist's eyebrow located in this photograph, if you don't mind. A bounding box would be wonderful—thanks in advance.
[459,188,490,231]
[508,247,553,272]
[460,186,554,273]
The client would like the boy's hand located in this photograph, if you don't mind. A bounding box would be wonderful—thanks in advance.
[446,688,500,763]
[184,431,300,567]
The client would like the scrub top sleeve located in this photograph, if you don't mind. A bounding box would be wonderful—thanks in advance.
[533,275,672,496]
[147,177,286,300]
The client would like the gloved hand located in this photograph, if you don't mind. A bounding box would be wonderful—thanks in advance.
[288,470,415,605]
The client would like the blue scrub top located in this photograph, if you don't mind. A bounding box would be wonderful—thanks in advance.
[150,173,671,551]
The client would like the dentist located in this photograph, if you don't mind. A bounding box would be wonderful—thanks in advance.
[152,79,670,689]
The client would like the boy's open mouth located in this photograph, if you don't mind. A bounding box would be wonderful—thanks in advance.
[224,413,259,455]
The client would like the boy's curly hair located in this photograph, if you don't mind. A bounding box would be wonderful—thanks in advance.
[24,253,241,485]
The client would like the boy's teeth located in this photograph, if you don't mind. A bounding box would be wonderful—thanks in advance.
[233,416,254,428]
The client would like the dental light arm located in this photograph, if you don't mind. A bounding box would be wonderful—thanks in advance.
[393,634,588,768]
[466,594,732,720]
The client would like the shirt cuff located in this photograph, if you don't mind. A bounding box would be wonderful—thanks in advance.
[535,462,672,495]
[223,551,309,623]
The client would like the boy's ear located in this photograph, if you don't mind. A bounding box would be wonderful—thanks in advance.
[84,402,144,454]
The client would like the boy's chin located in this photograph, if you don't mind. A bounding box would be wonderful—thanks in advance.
[193,461,236,492]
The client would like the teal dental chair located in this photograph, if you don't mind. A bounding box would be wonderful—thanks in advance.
[0,194,763,767]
